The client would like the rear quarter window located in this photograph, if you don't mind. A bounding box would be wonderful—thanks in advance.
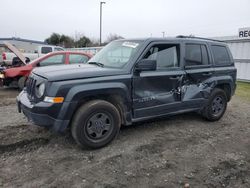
[211,45,231,65]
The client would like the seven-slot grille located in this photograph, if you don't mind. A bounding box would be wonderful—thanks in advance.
[26,77,37,101]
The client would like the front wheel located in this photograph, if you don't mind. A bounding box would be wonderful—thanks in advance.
[71,100,121,149]
[202,88,227,121]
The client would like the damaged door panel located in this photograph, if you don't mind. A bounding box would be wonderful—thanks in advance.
[133,70,185,118]
[133,42,184,118]
[181,43,215,109]
[181,81,215,105]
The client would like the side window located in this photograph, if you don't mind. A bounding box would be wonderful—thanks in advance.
[69,54,89,64]
[143,44,179,69]
[54,47,64,51]
[39,54,65,67]
[41,47,52,54]
[185,44,209,66]
[211,45,231,65]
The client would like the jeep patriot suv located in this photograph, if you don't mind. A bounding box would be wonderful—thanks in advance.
[17,36,237,148]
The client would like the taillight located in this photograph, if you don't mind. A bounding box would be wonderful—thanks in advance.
[2,52,6,60]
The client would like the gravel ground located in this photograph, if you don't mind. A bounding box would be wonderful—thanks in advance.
[0,88,249,188]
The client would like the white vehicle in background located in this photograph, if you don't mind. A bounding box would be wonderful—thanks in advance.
[2,42,64,66]
[66,46,102,56]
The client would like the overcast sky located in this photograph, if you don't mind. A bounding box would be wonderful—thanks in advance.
[0,0,250,42]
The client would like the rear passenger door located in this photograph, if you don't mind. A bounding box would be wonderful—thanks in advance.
[182,43,214,108]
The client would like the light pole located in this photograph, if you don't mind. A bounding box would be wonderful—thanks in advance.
[162,31,165,38]
[100,1,106,46]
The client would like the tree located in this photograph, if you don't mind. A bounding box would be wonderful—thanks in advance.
[89,38,100,47]
[75,36,92,47]
[45,33,61,45]
[44,32,112,48]
[60,35,74,48]
[45,33,74,47]
[105,33,124,44]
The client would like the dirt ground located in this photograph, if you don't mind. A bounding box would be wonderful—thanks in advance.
[0,87,249,188]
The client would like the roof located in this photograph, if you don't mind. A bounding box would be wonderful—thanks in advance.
[211,35,250,43]
[0,37,47,45]
[117,36,226,44]
[45,51,92,57]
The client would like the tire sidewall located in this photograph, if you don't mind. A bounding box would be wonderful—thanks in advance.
[206,89,227,121]
[73,101,121,149]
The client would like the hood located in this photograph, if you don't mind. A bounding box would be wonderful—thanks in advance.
[32,64,126,81]
[4,64,32,77]
[4,41,27,65]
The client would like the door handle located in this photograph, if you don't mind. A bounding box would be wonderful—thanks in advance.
[169,76,181,80]
[202,72,212,76]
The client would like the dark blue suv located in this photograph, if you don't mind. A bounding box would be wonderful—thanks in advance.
[17,36,237,148]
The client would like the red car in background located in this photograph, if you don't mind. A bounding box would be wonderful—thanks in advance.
[0,51,92,89]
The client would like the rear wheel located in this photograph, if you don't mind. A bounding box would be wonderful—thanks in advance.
[202,88,227,121]
[71,100,121,149]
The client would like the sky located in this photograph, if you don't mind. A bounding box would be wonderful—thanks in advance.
[0,0,250,42]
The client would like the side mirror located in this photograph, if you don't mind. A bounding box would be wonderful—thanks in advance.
[135,59,156,71]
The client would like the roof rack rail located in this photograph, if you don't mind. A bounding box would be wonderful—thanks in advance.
[176,35,223,42]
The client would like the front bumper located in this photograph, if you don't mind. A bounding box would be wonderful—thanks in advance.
[17,91,70,132]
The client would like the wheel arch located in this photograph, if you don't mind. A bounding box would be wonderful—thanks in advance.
[214,83,232,101]
[210,75,235,102]
[58,82,132,127]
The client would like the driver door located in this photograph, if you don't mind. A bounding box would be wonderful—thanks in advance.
[132,42,185,119]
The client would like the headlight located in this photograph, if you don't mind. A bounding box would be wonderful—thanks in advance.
[36,83,45,98]
[44,96,64,103]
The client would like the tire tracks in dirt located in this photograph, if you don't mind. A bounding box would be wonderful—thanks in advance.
[0,138,50,154]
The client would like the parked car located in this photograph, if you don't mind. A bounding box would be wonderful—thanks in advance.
[0,45,11,65]
[0,51,92,89]
[17,36,237,149]
[2,41,64,66]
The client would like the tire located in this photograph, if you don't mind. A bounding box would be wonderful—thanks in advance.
[18,76,26,90]
[202,88,227,121]
[12,57,22,66]
[25,57,30,63]
[71,100,121,149]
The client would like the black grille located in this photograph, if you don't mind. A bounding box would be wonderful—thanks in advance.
[26,77,37,101]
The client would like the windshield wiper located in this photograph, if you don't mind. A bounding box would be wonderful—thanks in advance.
[88,62,104,67]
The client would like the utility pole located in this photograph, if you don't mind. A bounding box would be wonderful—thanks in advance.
[162,31,165,38]
[100,1,106,46]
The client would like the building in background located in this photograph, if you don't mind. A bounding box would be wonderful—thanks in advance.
[66,47,103,56]
[0,37,47,54]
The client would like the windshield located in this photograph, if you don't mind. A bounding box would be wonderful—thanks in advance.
[88,40,142,68]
